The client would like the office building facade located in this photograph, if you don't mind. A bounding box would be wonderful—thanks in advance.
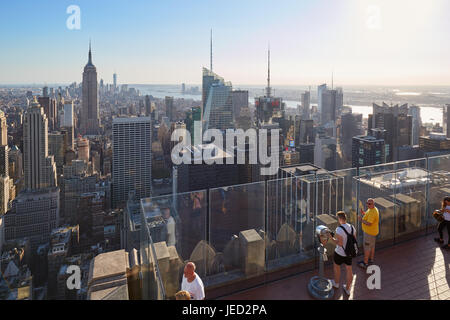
[23,98,57,190]
[112,117,152,208]
[202,68,233,131]
[352,135,386,168]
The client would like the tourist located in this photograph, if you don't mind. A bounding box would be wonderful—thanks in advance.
[434,196,450,250]
[329,211,357,296]
[358,198,379,269]
[181,262,205,300]
[162,207,176,247]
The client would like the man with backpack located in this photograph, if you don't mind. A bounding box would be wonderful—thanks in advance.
[329,211,357,296]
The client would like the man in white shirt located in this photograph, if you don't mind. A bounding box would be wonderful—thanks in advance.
[181,262,205,300]
[329,211,356,296]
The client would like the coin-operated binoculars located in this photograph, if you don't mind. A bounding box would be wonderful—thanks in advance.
[307,225,334,299]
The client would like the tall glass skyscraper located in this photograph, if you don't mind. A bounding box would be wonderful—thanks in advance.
[201,68,233,131]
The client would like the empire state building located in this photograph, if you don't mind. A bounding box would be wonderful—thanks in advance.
[81,43,100,135]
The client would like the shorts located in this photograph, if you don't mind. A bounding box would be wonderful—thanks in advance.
[364,233,377,251]
[333,252,352,266]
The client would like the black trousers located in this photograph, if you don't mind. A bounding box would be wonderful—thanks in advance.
[438,220,450,244]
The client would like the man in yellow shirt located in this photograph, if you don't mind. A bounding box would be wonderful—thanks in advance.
[358,198,379,269]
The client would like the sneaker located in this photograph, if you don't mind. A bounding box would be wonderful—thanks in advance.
[434,238,444,244]
[343,284,351,296]
[330,279,339,289]
[368,259,374,265]
[358,261,368,269]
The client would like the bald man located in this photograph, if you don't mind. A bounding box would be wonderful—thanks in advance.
[358,198,379,269]
[181,262,205,300]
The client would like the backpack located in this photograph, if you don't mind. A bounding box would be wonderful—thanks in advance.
[339,224,358,258]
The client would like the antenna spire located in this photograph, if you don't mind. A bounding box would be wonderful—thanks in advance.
[88,39,92,64]
[266,44,271,97]
[210,29,213,72]
[331,69,334,90]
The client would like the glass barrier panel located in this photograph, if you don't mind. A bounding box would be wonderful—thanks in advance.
[265,177,314,272]
[140,190,207,299]
[139,207,166,300]
[207,182,266,287]
[355,163,396,250]
[295,171,346,261]
[391,159,428,243]
[332,168,358,226]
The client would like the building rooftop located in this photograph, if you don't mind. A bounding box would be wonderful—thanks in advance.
[112,116,151,123]
[354,135,384,142]
[280,164,327,177]
[359,167,431,190]
[426,132,449,141]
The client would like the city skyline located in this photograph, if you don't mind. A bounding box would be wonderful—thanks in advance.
[1,0,450,86]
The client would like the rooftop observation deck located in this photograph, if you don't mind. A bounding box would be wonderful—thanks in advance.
[138,155,450,300]
[221,233,450,300]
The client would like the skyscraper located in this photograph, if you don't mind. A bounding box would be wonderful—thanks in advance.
[165,96,174,121]
[49,132,66,176]
[38,96,57,131]
[185,106,202,145]
[299,119,314,144]
[300,91,311,120]
[77,137,90,164]
[144,95,151,117]
[318,86,343,137]
[81,43,100,135]
[408,105,422,145]
[352,135,386,168]
[8,98,60,250]
[113,73,117,91]
[62,101,74,149]
[232,90,248,123]
[446,104,450,139]
[202,68,233,131]
[314,129,337,171]
[23,97,57,190]
[255,49,284,125]
[0,110,7,149]
[0,110,12,215]
[112,117,152,208]
[317,84,327,116]
[340,112,363,162]
[369,103,412,162]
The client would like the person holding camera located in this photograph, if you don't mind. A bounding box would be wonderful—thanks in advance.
[358,198,379,269]
[329,211,357,296]
[434,196,450,250]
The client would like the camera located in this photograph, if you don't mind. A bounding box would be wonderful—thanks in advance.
[315,225,332,245]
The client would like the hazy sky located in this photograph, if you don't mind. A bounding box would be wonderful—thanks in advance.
[1,0,450,86]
